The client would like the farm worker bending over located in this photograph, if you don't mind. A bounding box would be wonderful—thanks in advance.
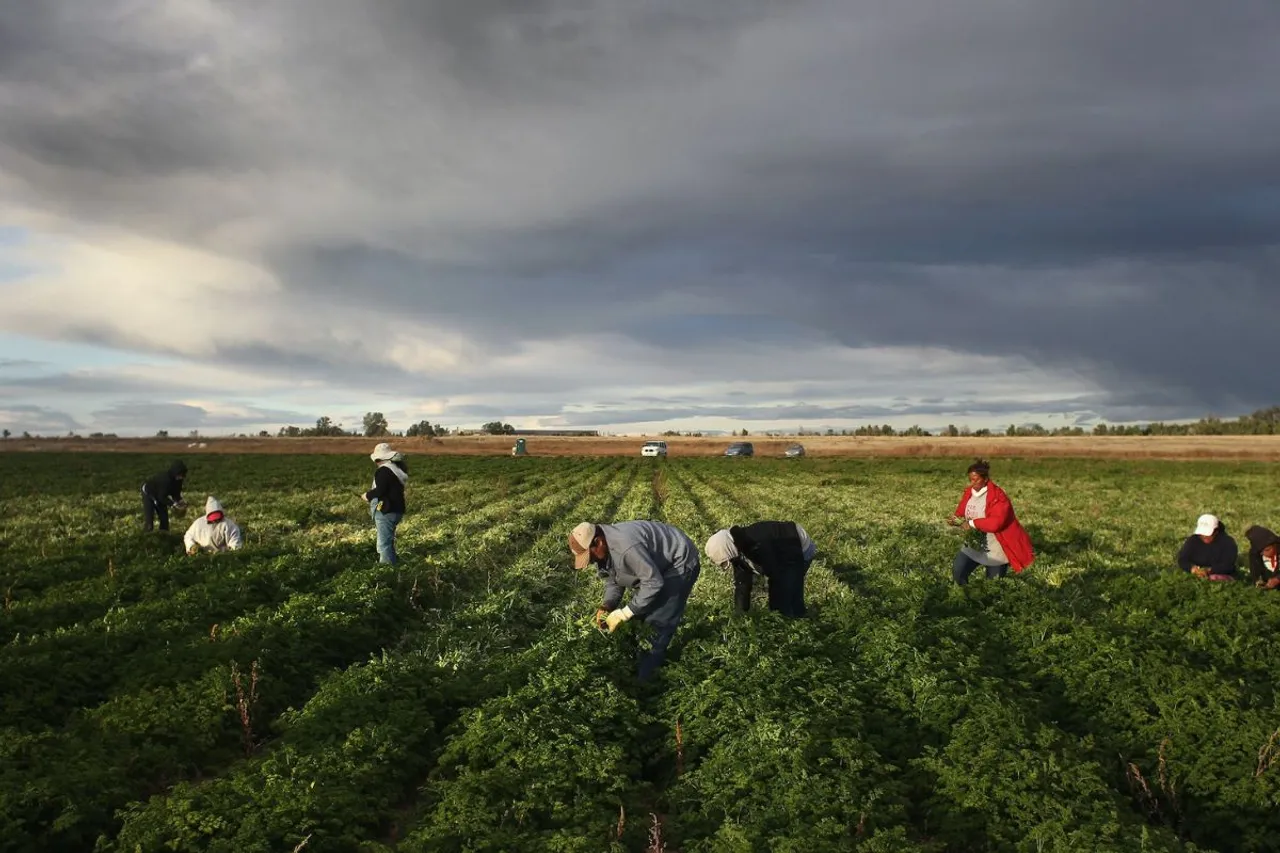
[1177,514,1238,581]
[569,520,701,682]
[1245,525,1280,589]
[947,458,1034,585]
[362,443,408,565]
[141,459,188,532]
[183,496,244,555]
[704,521,816,617]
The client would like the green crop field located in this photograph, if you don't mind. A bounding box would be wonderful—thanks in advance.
[2,453,1279,852]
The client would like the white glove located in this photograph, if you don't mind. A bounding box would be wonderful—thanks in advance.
[605,607,634,633]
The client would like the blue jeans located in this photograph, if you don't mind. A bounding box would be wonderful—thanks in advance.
[953,551,1008,585]
[370,501,403,564]
[637,562,701,682]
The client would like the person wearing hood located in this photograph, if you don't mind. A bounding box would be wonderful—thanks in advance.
[568,520,701,682]
[948,459,1035,585]
[362,443,408,564]
[1244,525,1280,589]
[183,496,244,555]
[141,460,188,532]
[1177,514,1238,581]
[704,522,816,617]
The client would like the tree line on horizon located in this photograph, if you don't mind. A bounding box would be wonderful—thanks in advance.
[7,407,1280,442]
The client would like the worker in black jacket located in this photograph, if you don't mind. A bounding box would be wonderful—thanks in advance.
[361,443,408,564]
[141,460,188,531]
[1245,525,1280,589]
[704,521,816,617]
[1177,513,1238,581]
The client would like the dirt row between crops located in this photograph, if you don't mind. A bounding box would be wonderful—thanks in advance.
[5,435,1280,460]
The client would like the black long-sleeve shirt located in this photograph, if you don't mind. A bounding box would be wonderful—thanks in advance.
[143,467,185,505]
[364,462,407,514]
[1177,533,1238,576]
[728,521,808,611]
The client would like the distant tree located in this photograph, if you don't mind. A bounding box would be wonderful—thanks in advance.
[405,420,435,437]
[22,431,32,439]
[902,425,929,437]
[1093,424,1109,436]
[279,425,303,437]
[258,430,270,437]
[188,429,200,439]
[304,416,346,437]
[944,424,960,437]
[973,428,992,437]
[155,429,169,438]
[363,412,390,437]
[481,421,515,435]
[1,429,9,439]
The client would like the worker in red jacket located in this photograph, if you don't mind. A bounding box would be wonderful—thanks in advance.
[947,459,1035,585]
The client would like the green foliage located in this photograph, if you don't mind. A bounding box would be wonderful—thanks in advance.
[1,454,1278,851]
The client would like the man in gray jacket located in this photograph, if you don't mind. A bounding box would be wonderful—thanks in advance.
[569,520,701,681]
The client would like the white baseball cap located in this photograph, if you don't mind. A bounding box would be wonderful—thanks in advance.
[1194,513,1219,536]
[569,522,596,569]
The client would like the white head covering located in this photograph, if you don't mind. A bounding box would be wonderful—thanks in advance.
[1194,513,1219,537]
[705,529,738,566]
[370,442,402,463]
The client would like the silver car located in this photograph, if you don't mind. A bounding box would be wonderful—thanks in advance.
[784,443,806,458]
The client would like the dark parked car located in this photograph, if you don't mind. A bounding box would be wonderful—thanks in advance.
[784,443,806,458]
[724,442,754,457]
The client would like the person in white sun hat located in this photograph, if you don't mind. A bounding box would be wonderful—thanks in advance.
[1177,513,1238,581]
[568,520,701,682]
[361,443,408,564]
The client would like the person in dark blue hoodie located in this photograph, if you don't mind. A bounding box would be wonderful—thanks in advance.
[141,460,188,531]
[1177,513,1238,581]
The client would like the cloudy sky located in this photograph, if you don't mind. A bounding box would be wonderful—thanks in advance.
[1,0,1277,436]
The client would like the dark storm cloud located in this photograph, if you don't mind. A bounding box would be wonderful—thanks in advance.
[1,0,1278,423]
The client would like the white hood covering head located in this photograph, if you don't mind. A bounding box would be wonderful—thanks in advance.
[204,496,225,518]
[705,529,739,566]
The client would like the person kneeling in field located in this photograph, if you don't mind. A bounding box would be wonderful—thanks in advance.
[141,459,188,532]
[1244,525,1280,589]
[1177,514,1238,581]
[947,459,1035,585]
[704,522,816,617]
[184,496,244,555]
[569,520,701,682]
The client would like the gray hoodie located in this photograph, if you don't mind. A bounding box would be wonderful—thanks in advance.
[596,521,698,616]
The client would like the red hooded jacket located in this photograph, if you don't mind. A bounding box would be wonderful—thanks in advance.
[955,481,1035,572]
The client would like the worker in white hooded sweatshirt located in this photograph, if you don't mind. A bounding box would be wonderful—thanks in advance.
[184,496,244,555]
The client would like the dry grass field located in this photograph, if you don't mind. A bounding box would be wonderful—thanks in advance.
[5,433,1280,459]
